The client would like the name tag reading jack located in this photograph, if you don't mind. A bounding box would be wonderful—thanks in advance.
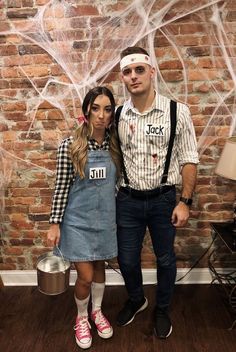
[145,123,166,136]
[89,167,106,179]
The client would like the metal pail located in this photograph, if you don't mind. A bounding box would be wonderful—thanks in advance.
[37,251,71,295]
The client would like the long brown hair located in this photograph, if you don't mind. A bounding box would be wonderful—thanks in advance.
[70,86,121,178]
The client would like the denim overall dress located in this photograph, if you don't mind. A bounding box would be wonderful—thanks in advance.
[56,150,117,262]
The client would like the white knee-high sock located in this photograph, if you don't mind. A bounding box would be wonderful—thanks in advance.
[91,282,105,312]
[74,295,90,317]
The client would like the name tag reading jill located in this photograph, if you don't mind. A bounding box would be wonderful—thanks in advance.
[145,123,166,136]
[89,167,106,179]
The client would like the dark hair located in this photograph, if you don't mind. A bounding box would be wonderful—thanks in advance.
[82,86,115,122]
[120,46,149,59]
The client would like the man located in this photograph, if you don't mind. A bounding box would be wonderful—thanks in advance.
[116,46,199,338]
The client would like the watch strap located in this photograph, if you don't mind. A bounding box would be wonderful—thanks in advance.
[180,196,193,206]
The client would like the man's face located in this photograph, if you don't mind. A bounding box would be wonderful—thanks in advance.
[120,63,155,96]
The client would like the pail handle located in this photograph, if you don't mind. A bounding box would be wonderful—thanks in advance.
[55,245,68,274]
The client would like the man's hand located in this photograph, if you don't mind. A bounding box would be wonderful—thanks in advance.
[171,202,190,227]
[47,224,60,247]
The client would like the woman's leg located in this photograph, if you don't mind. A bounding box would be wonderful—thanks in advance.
[73,261,94,349]
[91,260,105,312]
[74,261,94,300]
[91,260,113,339]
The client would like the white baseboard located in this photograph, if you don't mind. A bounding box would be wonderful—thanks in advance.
[0,268,215,286]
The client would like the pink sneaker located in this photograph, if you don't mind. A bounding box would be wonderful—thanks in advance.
[74,316,92,349]
[91,309,113,339]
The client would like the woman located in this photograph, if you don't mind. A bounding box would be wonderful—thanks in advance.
[47,86,121,349]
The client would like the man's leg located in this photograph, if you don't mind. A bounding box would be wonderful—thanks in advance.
[116,191,148,326]
[148,188,177,338]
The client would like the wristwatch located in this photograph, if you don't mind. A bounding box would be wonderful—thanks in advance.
[179,196,192,206]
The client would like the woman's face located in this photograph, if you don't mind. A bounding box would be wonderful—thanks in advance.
[88,94,113,132]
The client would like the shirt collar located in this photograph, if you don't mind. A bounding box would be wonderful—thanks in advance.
[125,90,165,115]
[89,129,110,144]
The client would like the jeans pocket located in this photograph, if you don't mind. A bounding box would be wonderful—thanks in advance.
[116,189,130,202]
[162,188,176,205]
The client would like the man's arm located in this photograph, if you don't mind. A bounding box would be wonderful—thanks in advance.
[171,163,197,227]
[180,163,197,198]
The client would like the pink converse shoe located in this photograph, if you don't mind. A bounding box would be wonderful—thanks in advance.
[74,316,92,349]
[91,309,113,339]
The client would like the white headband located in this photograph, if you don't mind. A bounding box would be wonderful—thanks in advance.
[120,53,152,70]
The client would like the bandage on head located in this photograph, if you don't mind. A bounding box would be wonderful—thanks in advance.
[120,53,152,71]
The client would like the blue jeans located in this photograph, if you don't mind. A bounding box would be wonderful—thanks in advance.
[116,187,177,310]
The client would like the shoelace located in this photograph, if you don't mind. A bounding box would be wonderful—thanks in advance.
[74,317,91,336]
[93,310,109,328]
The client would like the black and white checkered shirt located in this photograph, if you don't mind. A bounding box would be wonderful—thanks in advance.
[49,133,110,224]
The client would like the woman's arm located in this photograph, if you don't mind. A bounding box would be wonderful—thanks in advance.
[49,138,74,224]
[47,223,60,247]
[47,138,74,246]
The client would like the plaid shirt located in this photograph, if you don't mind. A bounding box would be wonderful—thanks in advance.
[49,133,110,224]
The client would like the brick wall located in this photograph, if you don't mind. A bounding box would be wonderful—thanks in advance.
[0,0,236,270]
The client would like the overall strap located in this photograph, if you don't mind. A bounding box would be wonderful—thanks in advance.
[160,100,177,185]
[115,106,130,185]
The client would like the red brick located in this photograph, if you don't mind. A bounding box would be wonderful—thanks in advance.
[19,132,41,140]
[7,0,21,7]
[66,5,99,17]
[11,188,39,197]
[47,110,63,120]
[0,123,9,132]
[0,45,18,56]
[29,204,51,213]
[22,0,34,6]
[12,121,32,131]
[161,70,183,82]
[0,21,11,31]
[2,101,26,111]
[12,197,36,205]
[29,180,50,188]
[5,205,29,213]
[179,23,205,35]
[159,59,184,70]
[4,247,24,255]
[1,67,18,78]
[19,65,49,77]
[7,8,37,18]
[35,0,48,4]
[0,263,16,269]
[0,89,17,98]
[4,55,32,66]
[0,79,10,88]
[18,45,45,55]
[2,131,18,141]
[33,54,52,65]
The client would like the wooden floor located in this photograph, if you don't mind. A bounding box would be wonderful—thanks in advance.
[0,284,235,352]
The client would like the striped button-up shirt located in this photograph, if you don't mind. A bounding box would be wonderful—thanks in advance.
[49,133,110,224]
[118,93,199,190]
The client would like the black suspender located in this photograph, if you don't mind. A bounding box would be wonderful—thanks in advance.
[160,100,177,184]
[115,106,129,185]
[115,100,177,187]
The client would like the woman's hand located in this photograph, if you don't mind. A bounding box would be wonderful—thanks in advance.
[47,224,60,247]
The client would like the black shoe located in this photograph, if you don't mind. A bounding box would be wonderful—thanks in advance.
[116,297,148,326]
[154,308,172,338]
